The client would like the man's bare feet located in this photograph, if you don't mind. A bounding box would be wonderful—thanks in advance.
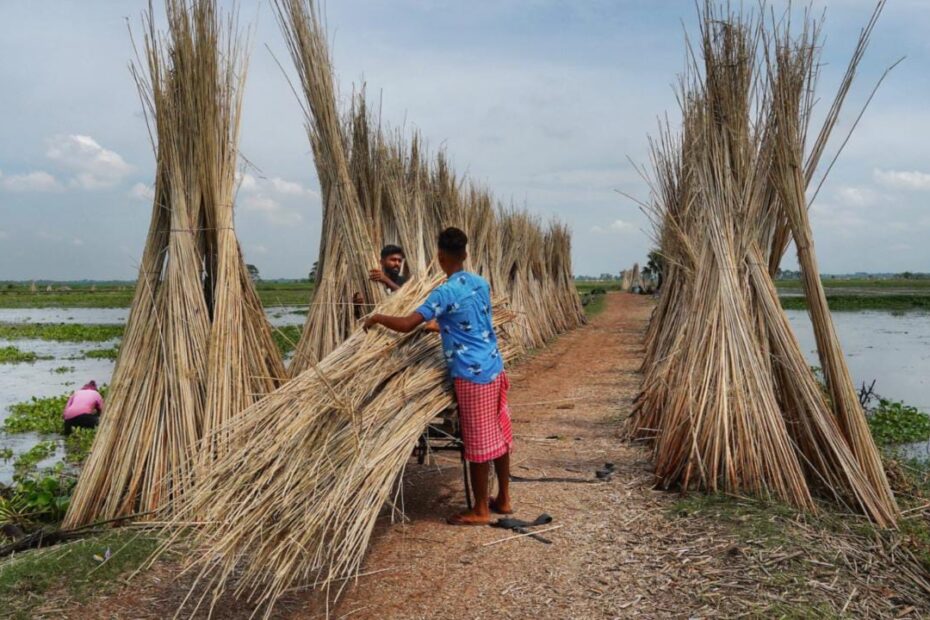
[489,496,513,515]
[447,509,491,526]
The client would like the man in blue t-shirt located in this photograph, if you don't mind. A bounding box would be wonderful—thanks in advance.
[364,227,513,525]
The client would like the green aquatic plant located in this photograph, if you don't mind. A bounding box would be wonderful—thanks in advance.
[3,386,108,435]
[0,345,49,364]
[13,441,58,477]
[64,427,96,464]
[868,399,930,446]
[0,322,124,342]
[271,325,302,356]
[82,346,119,360]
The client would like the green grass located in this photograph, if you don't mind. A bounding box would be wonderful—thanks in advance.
[583,293,607,318]
[0,530,161,618]
[575,280,622,294]
[0,345,49,364]
[0,323,124,342]
[776,278,930,290]
[0,281,314,309]
[780,294,930,312]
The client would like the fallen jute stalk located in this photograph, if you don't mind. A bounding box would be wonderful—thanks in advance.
[152,273,523,618]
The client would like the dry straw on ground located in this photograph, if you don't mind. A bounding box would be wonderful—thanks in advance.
[631,1,898,526]
[64,0,286,528]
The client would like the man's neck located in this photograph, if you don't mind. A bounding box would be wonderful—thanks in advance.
[445,265,465,277]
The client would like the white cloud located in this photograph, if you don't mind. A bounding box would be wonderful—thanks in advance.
[241,194,303,226]
[269,177,307,195]
[874,169,930,191]
[238,172,259,192]
[591,219,633,234]
[0,170,63,192]
[129,182,155,201]
[237,171,314,197]
[835,186,876,208]
[250,244,269,255]
[72,238,84,246]
[0,230,9,240]
[46,134,132,189]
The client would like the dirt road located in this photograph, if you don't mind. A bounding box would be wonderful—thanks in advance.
[67,291,930,619]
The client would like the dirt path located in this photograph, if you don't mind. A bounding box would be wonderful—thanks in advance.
[62,292,930,619]
[288,291,663,619]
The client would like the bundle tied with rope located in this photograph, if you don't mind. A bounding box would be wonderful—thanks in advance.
[64,0,287,528]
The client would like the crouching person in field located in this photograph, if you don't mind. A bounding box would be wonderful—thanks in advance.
[364,227,513,525]
[63,380,104,435]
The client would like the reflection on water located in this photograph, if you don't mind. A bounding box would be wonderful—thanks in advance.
[786,310,930,412]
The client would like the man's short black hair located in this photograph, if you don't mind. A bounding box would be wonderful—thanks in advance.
[380,244,404,260]
[437,227,468,259]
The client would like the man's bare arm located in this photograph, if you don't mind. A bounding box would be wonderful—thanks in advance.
[364,311,425,333]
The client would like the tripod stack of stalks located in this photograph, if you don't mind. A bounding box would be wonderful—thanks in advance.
[64,0,286,528]
[632,1,897,526]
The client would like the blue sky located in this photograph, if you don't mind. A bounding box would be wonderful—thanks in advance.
[0,0,928,279]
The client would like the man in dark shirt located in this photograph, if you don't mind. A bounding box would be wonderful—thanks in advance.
[370,244,407,293]
[353,244,408,316]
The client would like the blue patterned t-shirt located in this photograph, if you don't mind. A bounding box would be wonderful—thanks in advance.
[415,271,504,384]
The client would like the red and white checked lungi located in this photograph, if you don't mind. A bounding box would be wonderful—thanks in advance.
[454,372,513,463]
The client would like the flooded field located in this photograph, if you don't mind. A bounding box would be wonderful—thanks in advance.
[786,310,930,412]
[0,307,305,483]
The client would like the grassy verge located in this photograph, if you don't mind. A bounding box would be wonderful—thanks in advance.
[0,529,161,619]
[0,282,315,309]
[0,323,124,342]
[780,294,930,312]
[776,278,930,290]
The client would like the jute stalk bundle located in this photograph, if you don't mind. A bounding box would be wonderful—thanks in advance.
[158,275,521,617]
[64,0,286,528]
[277,0,386,375]
[631,2,897,525]
[281,0,584,370]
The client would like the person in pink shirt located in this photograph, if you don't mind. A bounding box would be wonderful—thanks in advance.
[62,380,104,435]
